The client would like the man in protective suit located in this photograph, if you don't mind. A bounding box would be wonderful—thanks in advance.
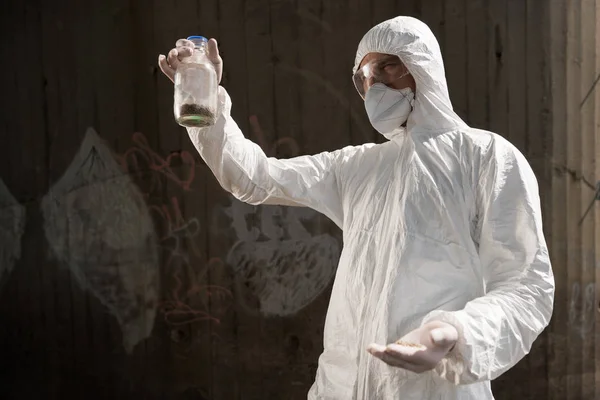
[159,16,554,400]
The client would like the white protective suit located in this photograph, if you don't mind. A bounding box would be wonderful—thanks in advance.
[186,16,555,400]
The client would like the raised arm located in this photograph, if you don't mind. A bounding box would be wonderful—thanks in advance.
[188,85,356,227]
[158,37,359,227]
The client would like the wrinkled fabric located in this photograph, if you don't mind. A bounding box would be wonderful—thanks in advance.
[186,15,554,400]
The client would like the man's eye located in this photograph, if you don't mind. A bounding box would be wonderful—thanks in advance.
[376,63,397,73]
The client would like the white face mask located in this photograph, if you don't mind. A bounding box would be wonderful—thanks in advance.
[364,83,415,135]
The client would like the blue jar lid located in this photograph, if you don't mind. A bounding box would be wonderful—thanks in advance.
[187,35,208,42]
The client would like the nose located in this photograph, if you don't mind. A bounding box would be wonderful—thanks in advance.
[365,76,376,91]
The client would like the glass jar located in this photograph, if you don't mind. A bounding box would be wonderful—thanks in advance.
[173,35,218,127]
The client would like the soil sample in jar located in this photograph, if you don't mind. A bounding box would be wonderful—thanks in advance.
[177,103,216,127]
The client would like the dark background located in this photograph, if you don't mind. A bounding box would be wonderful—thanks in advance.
[0,0,598,399]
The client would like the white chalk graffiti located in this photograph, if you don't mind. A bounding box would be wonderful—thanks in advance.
[0,178,25,283]
[41,127,159,353]
[214,197,340,317]
[568,282,596,339]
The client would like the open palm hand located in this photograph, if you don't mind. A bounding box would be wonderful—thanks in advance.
[367,321,458,373]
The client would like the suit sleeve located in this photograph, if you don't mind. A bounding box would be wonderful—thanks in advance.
[186,86,358,228]
[423,137,555,384]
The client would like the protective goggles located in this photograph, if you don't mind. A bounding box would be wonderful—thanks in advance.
[352,55,410,99]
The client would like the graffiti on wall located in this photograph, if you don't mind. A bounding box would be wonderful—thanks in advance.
[568,281,596,340]
[0,178,26,284]
[41,128,160,353]
[208,114,342,317]
[116,131,197,193]
[117,131,233,333]
[214,197,340,317]
[24,105,345,351]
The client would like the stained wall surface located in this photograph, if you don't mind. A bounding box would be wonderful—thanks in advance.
[0,0,598,399]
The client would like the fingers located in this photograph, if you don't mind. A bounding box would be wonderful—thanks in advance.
[158,38,223,84]
[367,344,426,373]
[386,343,425,357]
[176,38,194,51]
[167,48,182,71]
[207,38,223,83]
[175,40,194,62]
[158,54,174,83]
[157,39,195,83]
[366,343,386,353]
[207,38,221,63]
[383,345,431,373]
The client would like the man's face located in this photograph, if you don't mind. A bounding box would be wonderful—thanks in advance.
[354,52,416,99]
